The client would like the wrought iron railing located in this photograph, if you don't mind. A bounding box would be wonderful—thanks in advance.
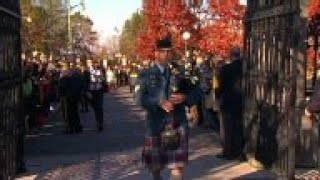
[0,1,22,179]
[244,0,313,179]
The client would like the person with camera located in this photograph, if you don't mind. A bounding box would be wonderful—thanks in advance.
[135,35,201,180]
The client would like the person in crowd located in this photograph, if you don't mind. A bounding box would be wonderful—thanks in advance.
[59,62,70,132]
[80,64,90,112]
[135,35,201,180]
[30,63,42,133]
[88,62,106,132]
[119,68,125,86]
[199,56,220,131]
[59,62,84,133]
[216,47,244,160]
[39,69,55,125]
[211,61,223,131]
[129,67,139,93]
[106,67,116,91]
[188,59,203,127]
[116,67,121,86]
[22,69,37,133]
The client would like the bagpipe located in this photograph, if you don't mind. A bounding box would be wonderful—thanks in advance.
[168,61,197,94]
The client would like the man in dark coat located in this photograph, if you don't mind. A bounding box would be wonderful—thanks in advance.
[59,63,84,133]
[216,47,244,160]
[81,65,90,112]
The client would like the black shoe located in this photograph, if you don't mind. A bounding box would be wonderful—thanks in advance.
[63,129,72,134]
[215,153,234,160]
[97,126,103,132]
[231,153,246,162]
[237,154,247,162]
[75,127,83,133]
[215,153,227,158]
[16,165,27,174]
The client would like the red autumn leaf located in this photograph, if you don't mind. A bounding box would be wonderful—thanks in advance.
[197,0,245,59]
[136,0,197,60]
[308,0,320,64]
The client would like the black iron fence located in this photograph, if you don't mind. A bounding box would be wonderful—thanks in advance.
[0,1,22,179]
[244,0,313,179]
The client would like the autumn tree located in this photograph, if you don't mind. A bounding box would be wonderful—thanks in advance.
[21,0,97,62]
[21,0,50,57]
[308,0,320,85]
[70,12,98,61]
[21,0,72,59]
[308,0,320,61]
[198,0,245,59]
[137,0,197,60]
[119,11,144,61]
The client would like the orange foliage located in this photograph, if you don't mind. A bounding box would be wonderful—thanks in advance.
[138,0,246,60]
[308,49,319,64]
[309,0,320,19]
[308,0,320,64]
[136,0,197,60]
[136,31,156,60]
[198,0,245,59]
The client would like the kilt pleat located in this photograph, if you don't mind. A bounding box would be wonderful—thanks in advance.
[142,127,188,170]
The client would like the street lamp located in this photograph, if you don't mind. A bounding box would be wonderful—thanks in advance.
[66,0,86,56]
[25,16,32,23]
[183,31,191,57]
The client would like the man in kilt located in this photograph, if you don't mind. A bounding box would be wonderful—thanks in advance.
[135,35,201,180]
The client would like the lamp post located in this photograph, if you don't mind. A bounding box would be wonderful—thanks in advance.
[183,31,191,57]
[66,0,85,58]
[25,16,32,23]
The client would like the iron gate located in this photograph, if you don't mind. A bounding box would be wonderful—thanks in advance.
[0,1,22,179]
[244,0,310,178]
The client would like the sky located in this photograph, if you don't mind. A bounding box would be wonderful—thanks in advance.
[71,0,247,42]
[71,0,142,41]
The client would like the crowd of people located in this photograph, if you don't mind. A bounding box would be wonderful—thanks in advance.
[22,60,138,134]
[21,38,247,180]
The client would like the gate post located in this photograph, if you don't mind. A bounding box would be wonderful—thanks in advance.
[0,1,22,179]
[244,0,313,178]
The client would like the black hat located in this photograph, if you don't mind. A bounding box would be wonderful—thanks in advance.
[156,35,173,50]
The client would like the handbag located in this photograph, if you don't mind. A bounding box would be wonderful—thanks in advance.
[161,124,180,151]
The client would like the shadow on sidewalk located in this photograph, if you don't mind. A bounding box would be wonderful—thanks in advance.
[23,88,146,173]
[20,87,275,179]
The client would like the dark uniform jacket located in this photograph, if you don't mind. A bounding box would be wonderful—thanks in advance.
[135,64,201,136]
[216,59,243,112]
[59,69,84,100]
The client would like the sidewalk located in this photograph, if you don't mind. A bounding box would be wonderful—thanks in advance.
[17,86,276,180]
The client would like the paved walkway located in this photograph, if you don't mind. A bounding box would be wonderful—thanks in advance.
[17,87,276,180]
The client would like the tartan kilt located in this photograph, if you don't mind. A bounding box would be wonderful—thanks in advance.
[142,127,188,170]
